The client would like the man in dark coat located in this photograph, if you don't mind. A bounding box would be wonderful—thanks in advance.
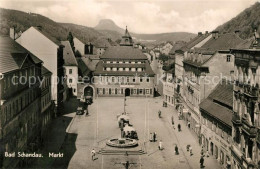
[200,156,204,168]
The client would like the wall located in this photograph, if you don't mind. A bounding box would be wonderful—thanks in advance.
[73,37,85,55]
[16,27,58,102]
[64,66,78,96]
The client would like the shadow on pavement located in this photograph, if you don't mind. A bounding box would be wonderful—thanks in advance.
[51,133,78,169]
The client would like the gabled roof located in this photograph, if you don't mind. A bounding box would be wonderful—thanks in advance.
[32,26,61,46]
[198,33,245,53]
[179,33,211,52]
[100,46,147,60]
[76,58,92,76]
[0,36,42,73]
[199,79,233,127]
[61,41,78,66]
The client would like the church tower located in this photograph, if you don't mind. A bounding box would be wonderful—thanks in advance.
[120,26,134,46]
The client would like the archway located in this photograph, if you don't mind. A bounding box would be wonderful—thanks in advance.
[210,142,214,155]
[84,86,94,97]
[125,88,130,97]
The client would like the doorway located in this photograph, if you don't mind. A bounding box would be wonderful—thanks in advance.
[125,88,130,97]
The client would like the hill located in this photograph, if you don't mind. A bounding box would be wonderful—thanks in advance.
[215,2,260,39]
[94,19,196,43]
[95,19,125,34]
[0,8,116,45]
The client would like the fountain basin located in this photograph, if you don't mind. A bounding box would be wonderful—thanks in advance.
[106,138,138,148]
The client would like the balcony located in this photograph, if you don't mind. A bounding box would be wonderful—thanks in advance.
[232,113,242,125]
[243,84,258,98]
[242,117,257,137]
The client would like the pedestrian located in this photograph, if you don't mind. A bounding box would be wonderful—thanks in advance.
[188,121,191,128]
[153,132,157,142]
[175,145,179,155]
[189,146,193,156]
[158,140,163,150]
[91,149,96,161]
[200,156,204,168]
[178,124,181,132]
[206,150,209,157]
[186,144,190,152]
[158,110,161,118]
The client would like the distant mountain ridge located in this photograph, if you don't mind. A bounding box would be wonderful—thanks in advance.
[0,8,119,46]
[215,2,260,39]
[94,19,196,43]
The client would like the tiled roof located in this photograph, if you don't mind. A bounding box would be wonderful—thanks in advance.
[33,27,61,46]
[81,57,99,71]
[94,60,155,76]
[199,80,233,127]
[61,41,78,66]
[92,38,111,48]
[198,33,245,52]
[0,36,42,73]
[180,34,211,52]
[76,58,92,76]
[100,46,147,60]
[169,41,186,55]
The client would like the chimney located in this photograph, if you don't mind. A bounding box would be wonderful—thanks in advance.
[212,31,219,39]
[36,25,42,31]
[10,27,15,40]
[198,32,202,36]
[235,30,240,36]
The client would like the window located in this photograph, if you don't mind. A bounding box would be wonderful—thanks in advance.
[112,77,115,83]
[140,77,143,82]
[69,79,73,83]
[133,77,136,82]
[69,69,72,74]
[146,89,150,94]
[127,77,129,83]
[146,77,150,82]
[226,55,231,62]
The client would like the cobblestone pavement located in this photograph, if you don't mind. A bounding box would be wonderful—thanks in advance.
[57,97,223,169]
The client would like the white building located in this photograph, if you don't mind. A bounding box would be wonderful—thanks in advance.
[61,41,78,96]
[15,26,64,105]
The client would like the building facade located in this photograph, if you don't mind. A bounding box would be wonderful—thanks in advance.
[40,66,53,144]
[230,33,260,169]
[182,32,244,138]
[61,41,78,96]
[93,27,155,97]
[200,80,233,168]
[15,26,65,114]
[0,37,42,169]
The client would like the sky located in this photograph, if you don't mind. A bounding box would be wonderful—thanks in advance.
[0,0,258,34]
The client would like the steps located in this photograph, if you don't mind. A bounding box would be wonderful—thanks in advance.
[98,149,146,155]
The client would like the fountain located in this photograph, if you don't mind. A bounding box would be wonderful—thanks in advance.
[106,138,138,148]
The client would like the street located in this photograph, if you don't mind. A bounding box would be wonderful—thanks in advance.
[48,97,222,169]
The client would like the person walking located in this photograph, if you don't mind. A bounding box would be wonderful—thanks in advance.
[158,140,163,150]
[200,156,204,168]
[158,110,161,118]
[153,132,157,142]
[175,145,179,155]
[189,146,193,156]
[188,121,191,128]
[171,116,175,129]
[91,149,96,161]
[178,124,181,132]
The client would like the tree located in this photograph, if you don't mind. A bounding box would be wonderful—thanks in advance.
[67,32,75,53]
[158,53,169,63]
